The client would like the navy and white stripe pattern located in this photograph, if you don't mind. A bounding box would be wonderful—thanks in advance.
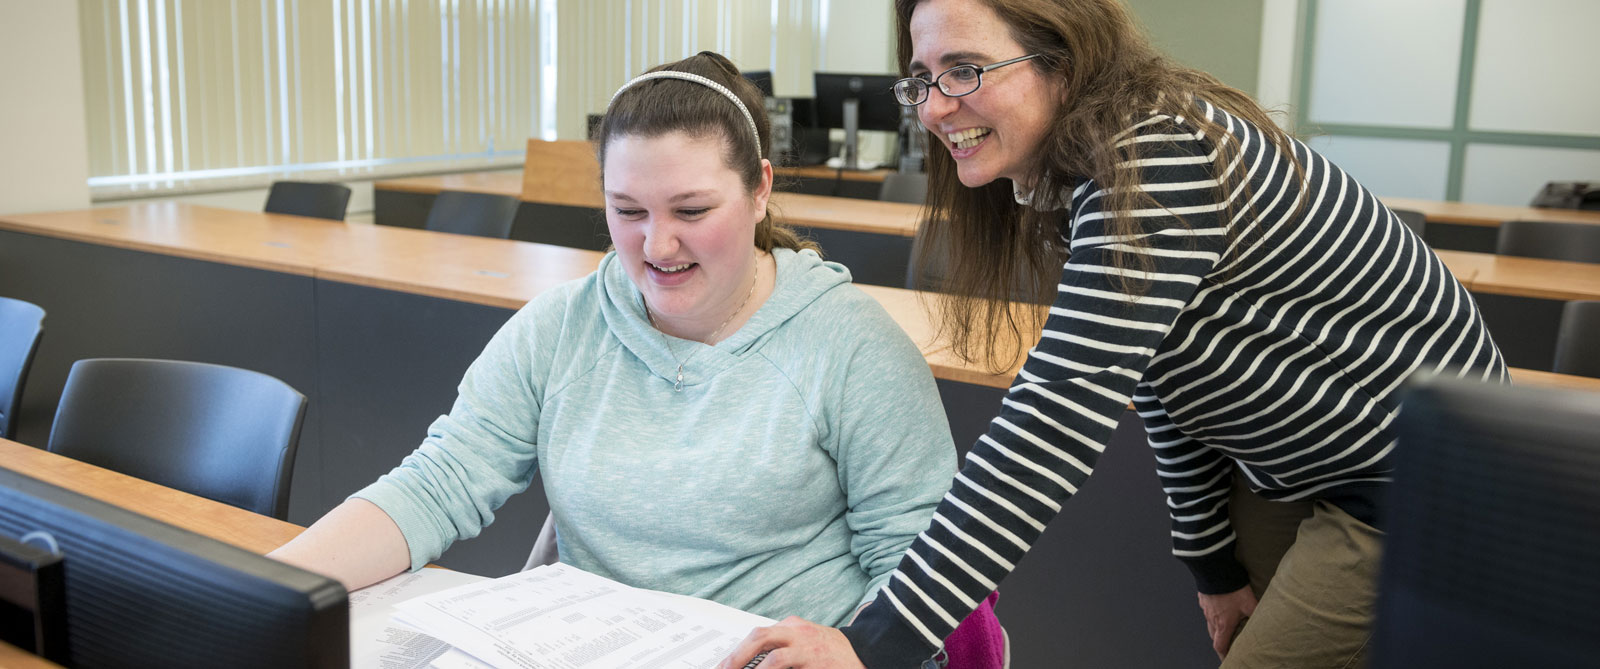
[845,101,1505,660]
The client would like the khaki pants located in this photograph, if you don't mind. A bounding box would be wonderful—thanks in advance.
[1219,477,1383,669]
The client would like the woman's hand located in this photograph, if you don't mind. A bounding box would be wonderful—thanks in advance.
[718,616,866,669]
[1197,586,1258,660]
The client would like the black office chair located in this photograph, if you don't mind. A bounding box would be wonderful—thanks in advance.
[879,172,929,204]
[1373,377,1600,667]
[0,297,46,441]
[46,358,308,520]
[263,180,353,221]
[1554,300,1600,378]
[1391,208,1426,237]
[1495,220,1600,264]
[423,190,521,239]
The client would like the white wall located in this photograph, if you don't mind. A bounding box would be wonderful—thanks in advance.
[1255,0,1299,128]
[820,0,895,73]
[1281,0,1600,205]
[0,0,91,215]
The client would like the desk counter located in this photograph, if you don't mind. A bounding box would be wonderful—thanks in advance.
[0,438,302,554]
[1437,249,1600,302]
[6,205,1598,668]
[1384,196,1600,228]
[374,170,1600,231]
[372,174,919,238]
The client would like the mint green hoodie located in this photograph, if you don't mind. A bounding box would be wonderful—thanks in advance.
[355,248,955,625]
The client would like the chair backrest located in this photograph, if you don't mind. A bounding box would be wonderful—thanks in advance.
[263,180,353,221]
[878,172,929,204]
[46,358,308,520]
[1495,219,1600,264]
[423,190,521,239]
[1554,300,1600,378]
[1372,377,1600,667]
[1391,208,1426,237]
[0,297,46,441]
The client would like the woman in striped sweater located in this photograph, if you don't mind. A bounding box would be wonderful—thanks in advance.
[723,0,1505,667]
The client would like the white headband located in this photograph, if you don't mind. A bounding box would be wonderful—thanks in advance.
[606,71,763,158]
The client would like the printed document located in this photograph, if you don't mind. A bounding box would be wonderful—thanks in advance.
[392,563,774,669]
[350,568,493,669]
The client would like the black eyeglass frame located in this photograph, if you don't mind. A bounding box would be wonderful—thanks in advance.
[892,53,1044,106]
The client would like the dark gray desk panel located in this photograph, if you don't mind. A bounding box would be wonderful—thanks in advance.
[936,380,1213,668]
[780,175,882,201]
[1470,292,1562,371]
[0,229,321,475]
[794,226,913,289]
[1423,223,1497,253]
[513,203,611,251]
[312,279,548,576]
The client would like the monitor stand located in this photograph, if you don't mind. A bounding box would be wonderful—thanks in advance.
[842,98,860,171]
[898,106,924,173]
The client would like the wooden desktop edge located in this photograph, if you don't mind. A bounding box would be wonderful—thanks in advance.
[3,205,1595,394]
[373,171,1600,232]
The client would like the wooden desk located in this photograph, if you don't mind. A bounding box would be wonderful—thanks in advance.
[375,171,523,198]
[0,439,303,553]
[778,164,895,183]
[374,166,1600,239]
[374,171,919,238]
[0,439,307,668]
[0,202,606,311]
[0,201,344,277]
[1384,197,1600,228]
[1437,249,1600,302]
[0,641,60,669]
[12,205,1598,668]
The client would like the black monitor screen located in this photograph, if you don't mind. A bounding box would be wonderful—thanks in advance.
[812,72,903,132]
[0,468,348,668]
[742,70,774,97]
[1374,377,1600,668]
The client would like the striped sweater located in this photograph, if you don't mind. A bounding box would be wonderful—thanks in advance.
[842,101,1506,666]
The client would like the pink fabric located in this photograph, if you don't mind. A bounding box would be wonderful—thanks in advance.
[942,591,1004,669]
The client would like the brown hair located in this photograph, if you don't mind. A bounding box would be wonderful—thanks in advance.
[596,51,818,254]
[898,0,1301,371]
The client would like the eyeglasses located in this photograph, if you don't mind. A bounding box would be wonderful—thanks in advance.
[891,54,1043,106]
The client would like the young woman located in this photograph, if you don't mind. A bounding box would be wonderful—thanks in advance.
[269,51,962,631]
[723,1,1505,667]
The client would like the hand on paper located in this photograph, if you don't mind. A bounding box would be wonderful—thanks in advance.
[718,616,866,669]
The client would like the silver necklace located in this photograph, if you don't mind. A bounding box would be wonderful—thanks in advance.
[646,258,759,392]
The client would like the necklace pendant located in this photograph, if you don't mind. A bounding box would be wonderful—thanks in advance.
[674,364,684,393]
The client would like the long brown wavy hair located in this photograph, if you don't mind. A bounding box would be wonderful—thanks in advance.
[898,0,1301,371]
[596,51,818,254]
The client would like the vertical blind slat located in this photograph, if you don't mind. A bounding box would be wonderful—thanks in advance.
[81,0,880,188]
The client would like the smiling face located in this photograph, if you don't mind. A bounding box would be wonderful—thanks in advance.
[908,0,1061,189]
[603,130,773,339]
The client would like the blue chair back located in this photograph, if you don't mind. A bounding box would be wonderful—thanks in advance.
[264,180,352,221]
[1496,220,1600,264]
[424,190,521,239]
[47,358,307,519]
[0,297,46,440]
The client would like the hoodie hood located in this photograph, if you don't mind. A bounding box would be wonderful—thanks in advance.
[598,247,850,390]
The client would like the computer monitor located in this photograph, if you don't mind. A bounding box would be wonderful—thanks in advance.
[0,467,348,668]
[742,70,774,97]
[812,72,902,169]
[1372,377,1600,668]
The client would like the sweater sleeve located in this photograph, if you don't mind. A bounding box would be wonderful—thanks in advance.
[822,293,959,610]
[351,294,557,571]
[1138,391,1248,594]
[842,114,1234,666]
